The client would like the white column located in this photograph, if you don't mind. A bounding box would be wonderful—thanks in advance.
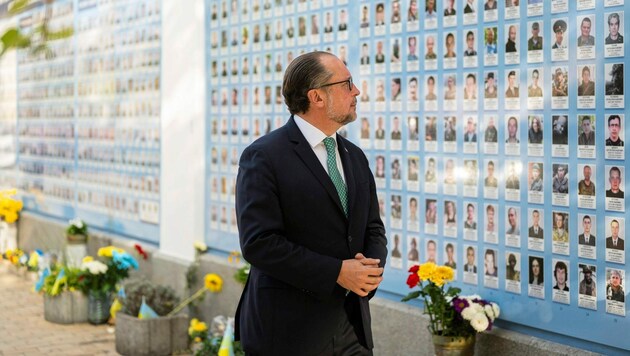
[160,0,206,261]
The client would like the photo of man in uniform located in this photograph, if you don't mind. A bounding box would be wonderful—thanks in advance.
[528,22,543,51]
[578,116,595,146]
[505,70,519,98]
[552,164,568,194]
[579,266,596,296]
[552,19,567,49]
[484,72,497,98]
[578,66,595,96]
[425,35,437,59]
[506,25,517,53]
[578,17,595,46]
[578,165,595,196]
[484,161,498,187]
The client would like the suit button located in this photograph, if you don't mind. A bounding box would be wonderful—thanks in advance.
[348,235,352,242]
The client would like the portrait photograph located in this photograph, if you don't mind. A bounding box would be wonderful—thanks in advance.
[425,116,438,150]
[578,213,597,260]
[483,248,499,289]
[443,0,457,27]
[605,165,625,212]
[424,75,438,111]
[551,114,568,147]
[605,217,626,266]
[483,71,498,109]
[444,74,457,110]
[464,202,478,239]
[483,27,498,66]
[577,15,596,60]
[527,68,544,110]
[605,63,624,109]
[483,159,498,200]
[504,0,520,19]
[551,66,568,109]
[463,115,478,154]
[483,0,498,22]
[424,156,437,193]
[504,115,520,156]
[552,211,570,255]
[504,160,521,201]
[483,115,498,154]
[577,65,596,108]
[424,33,438,69]
[505,252,521,294]
[552,259,570,304]
[504,69,520,110]
[549,18,569,61]
[578,264,597,310]
[505,206,521,244]
[443,158,457,195]
[483,204,497,244]
[551,163,569,205]
[463,0,478,25]
[528,162,544,204]
[425,199,438,235]
[463,29,479,68]
[605,268,626,316]
[527,21,543,63]
[425,238,438,264]
[443,32,457,68]
[605,114,624,160]
[528,256,545,299]
[504,24,520,65]
[527,115,543,156]
[463,73,478,111]
[463,245,478,285]
[389,233,403,269]
[444,242,457,272]
[578,164,597,210]
[528,208,545,252]
[407,236,420,263]
[444,200,457,237]
[605,11,624,58]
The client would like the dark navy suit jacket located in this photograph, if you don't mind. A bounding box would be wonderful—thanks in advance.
[235,117,387,355]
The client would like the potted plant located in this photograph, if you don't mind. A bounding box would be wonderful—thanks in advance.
[40,265,88,324]
[115,279,187,356]
[77,246,138,324]
[65,218,88,268]
[403,262,500,356]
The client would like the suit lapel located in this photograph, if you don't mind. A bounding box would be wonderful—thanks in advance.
[287,117,347,217]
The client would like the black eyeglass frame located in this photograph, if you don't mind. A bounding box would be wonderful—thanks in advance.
[310,77,353,91]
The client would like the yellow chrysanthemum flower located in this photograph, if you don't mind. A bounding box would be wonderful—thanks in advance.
[417,262,437,281]
[194,337,201,343]
[193,321,208,332]
[436,266,455,283]
[204,273,223,293]
[82,256,94,264]
[97,246,125,257]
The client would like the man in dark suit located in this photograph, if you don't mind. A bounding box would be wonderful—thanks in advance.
[606,219,625,250]
[578,215,596,246]
[528,209,544,239]
[235,51,387,355]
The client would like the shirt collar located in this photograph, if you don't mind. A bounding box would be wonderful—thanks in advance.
[294,114,336,148]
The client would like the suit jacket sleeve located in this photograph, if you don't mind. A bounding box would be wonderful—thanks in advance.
[236,146,343,299]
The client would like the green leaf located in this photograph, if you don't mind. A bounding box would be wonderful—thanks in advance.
[1,28,20,48]
[8,0,30,15]
[401,290,421,302]
[47,26,74,41]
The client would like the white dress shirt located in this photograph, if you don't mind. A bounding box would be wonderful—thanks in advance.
[294,115,346,184]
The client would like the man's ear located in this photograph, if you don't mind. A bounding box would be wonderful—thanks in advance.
[307,89,326,109]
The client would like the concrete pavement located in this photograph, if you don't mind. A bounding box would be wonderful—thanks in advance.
[0,264,117,356]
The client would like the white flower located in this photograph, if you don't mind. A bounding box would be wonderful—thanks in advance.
[82,260,108,274]
[69,218,84,229]
[470,312,490,332]
[193,241,208,252]
[491,303,500,318]
[484,305,495,321]
[461,306,477,321]
[464,294,482,302]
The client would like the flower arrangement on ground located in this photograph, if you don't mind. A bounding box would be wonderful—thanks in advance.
[77,246,138,295]
[66,218,88,236]
[189,318,209,343]
[403,262,500,339]
[0,189,23,223]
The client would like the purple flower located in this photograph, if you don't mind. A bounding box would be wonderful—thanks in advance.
[452,297,469,314]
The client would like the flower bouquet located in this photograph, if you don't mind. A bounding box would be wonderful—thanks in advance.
[0,189,23,224]
[403,262,500,355]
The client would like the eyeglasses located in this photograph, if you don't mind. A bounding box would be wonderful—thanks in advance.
[312,77,353,91]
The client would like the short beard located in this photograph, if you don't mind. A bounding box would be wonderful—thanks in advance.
[325,93,356,125]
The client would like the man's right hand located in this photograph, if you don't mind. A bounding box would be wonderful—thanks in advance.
[337,257,383,297]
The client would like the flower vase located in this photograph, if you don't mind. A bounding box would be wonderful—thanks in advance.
[88,290,111,325]
[432,334,475,356]
[65,234,88,268]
